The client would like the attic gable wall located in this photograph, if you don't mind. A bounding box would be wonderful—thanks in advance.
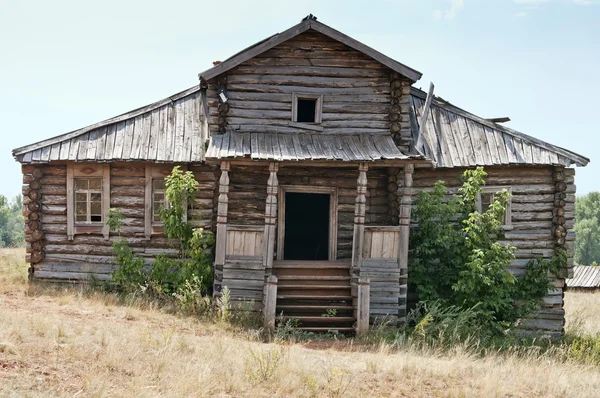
[206,31,413,151]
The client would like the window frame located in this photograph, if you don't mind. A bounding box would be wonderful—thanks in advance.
[151,178,167,224]
[74,177,104,224]
[291,93,323,124]
[476,186,513,229]
[145,164,187,240]
[67,163,111,240]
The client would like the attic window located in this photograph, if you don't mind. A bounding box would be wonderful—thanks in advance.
[292,93,322,124]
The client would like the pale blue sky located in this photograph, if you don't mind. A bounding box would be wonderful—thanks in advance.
[1,0,597,199]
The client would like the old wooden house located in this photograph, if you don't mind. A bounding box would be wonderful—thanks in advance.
[12,16,588,336]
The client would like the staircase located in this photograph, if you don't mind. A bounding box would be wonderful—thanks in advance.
[272,260,355,333]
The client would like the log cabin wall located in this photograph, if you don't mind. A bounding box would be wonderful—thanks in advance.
[409,165,576,337]
[206,31,414,148]
[22,161,217,282]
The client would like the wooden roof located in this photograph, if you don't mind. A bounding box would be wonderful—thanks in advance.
[566,266,600,289]
[198,17,423,83]
[205,132,418,162]
[12,88,206,164]
[410,88,589,168]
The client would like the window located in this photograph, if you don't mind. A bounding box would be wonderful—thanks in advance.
[145,165,182,239]
[152,179,167,223]
[477,186,512,227]
[74,178,103,223]
[67,163,110,240]
[292,93,323,124]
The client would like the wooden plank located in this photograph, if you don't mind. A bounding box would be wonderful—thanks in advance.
[370,231,384,258]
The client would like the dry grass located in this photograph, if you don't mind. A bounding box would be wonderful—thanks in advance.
[565,290,600,335]
[2,248,600,397]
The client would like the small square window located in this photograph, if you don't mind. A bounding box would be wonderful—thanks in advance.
[292,93,322,124]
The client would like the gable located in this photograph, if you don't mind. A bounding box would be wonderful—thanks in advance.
[198,18,422,84]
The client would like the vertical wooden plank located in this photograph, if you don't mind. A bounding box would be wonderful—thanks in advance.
[144,165,153,240]
[226,230,234,255]
[371,232,384,258]
[215,161,230,266]
[391,231,400,260]
[381,232,395,258]
[66,163,74,240]
[102,164,111,240]
[263,163,279,269]
[398,164,414,271]
[255,231,263,256]
[245,231,257,256]
[352,163,368,268]
[362,229,372,258]
[233,231,244,256]
[356,278,370,336]
[263,275,278,331]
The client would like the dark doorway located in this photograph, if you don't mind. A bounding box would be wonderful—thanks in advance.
[284,192,330,260]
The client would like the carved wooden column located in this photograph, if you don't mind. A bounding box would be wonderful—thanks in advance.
[352,162,368,269]
[214,161,230,268]
[397,164,414,322]
[263,162,279,270]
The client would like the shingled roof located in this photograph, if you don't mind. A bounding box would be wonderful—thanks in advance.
[410,88,589,168]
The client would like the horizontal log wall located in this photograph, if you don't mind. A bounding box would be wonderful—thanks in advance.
[207,31,392,136]
[23,162,217,283]
[409,165,575,337]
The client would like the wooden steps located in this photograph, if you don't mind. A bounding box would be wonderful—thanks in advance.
[297,327,355,333]
[273,260,355,333]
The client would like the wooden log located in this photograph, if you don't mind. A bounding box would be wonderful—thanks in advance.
[27,201,41,213]
[32,168,43,179]
[31,250,45,263]
[28,212,40,221]
[31,230,44,241]
[29,180,41,190]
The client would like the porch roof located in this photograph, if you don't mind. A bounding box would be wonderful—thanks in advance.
[205,131,424,162]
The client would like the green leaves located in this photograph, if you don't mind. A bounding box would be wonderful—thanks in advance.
[410,166,559,334]
[110,166,215,296]
[574,192,600,265]
[0,195,25,248]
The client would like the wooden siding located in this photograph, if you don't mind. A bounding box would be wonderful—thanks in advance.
[206,131,412,161]
[410,88,588,168]
[410,165,576,336]
[24,162,217,282]
[15,90,207,164]
[207,31,393,136]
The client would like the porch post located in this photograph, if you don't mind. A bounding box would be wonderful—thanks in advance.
[352,162,368,269]
[397,164,414,321]
[263,162,279,270]
[398,164,413,270]
[215,161,230,268]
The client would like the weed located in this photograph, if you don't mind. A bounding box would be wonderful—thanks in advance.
[244,346,287,383]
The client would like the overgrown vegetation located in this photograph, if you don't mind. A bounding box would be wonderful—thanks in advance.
[409,167,564,336]
[109,167,215,312]
[0,195,24,248]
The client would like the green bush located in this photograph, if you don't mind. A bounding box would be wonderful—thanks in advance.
[109,167,215,310]
[409,167,563,334]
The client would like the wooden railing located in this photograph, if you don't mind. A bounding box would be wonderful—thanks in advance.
[362,226,401,260]
[226,225,264,257]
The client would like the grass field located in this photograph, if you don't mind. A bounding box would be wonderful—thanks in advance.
[2,248,600,397]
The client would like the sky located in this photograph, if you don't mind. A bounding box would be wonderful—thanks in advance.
[0,0,598,200]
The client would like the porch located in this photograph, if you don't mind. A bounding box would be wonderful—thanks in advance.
[207,131,426,333]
